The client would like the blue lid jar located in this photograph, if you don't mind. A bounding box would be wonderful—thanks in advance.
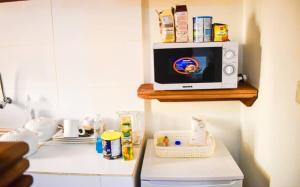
[193,16,213,19]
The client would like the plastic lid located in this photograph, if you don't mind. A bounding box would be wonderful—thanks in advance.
[101,131,121,140]
[175,140,181,145]
[193,16,213,18]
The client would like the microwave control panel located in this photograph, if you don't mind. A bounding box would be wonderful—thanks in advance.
[222,43,238,88]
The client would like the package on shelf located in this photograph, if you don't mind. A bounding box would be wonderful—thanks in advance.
[156,8,175,43]
[175,5,188,42]
[213,23,229,42]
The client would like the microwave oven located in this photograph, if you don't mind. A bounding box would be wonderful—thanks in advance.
[153,42,238,90]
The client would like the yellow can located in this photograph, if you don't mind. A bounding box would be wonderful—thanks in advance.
[101,131,122,160]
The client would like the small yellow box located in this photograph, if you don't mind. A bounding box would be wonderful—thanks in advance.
[213,23,229,42]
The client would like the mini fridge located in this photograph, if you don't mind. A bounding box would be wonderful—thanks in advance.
[141,139,243,187]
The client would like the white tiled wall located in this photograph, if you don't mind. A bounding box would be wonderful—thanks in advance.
[0,0,143,129]
[1,0,242,162]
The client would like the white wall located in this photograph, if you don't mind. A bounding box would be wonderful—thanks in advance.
[142,0,244,161]
[0,0,143,130]
[241,0,300,187]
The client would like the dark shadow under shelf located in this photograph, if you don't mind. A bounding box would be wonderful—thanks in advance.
[137,83,258,107]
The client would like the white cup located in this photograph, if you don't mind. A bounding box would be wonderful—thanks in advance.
[63,120,85,137]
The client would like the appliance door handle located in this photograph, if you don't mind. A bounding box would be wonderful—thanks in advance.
[144,180,241,187]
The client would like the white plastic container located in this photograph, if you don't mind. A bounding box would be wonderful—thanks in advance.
[189,117,207,146]
[93,114,104,137]
[153,130,215,158]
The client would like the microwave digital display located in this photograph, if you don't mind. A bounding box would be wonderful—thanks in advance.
[154,47,222,83]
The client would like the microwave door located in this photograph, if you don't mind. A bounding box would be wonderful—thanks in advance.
[154,47,223,85]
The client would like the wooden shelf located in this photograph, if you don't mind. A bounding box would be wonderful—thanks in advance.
[137,83,258,107]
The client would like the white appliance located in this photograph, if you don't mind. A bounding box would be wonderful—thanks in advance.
[153,42,238,90]
[141,139,243,187]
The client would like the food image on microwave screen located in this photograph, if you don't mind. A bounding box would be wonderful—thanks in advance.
[173,57,207,79]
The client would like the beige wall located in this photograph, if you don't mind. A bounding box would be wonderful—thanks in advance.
[241,0,300,187]
[142,0,244,161]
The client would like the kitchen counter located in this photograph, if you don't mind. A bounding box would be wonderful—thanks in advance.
[27,141,144,187]
[28,142,142,176]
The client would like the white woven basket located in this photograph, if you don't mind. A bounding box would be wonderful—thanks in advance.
[153,130,215,158]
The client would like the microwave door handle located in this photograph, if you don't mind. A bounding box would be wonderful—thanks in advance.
[146,180,240,187]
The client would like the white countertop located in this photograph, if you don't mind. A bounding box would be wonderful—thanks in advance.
[27,141,143,176]
[141,139,243,181]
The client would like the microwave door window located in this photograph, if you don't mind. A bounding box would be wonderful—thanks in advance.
[154,47,222,84]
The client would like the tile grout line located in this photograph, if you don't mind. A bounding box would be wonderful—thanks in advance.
[49,0,60,118]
